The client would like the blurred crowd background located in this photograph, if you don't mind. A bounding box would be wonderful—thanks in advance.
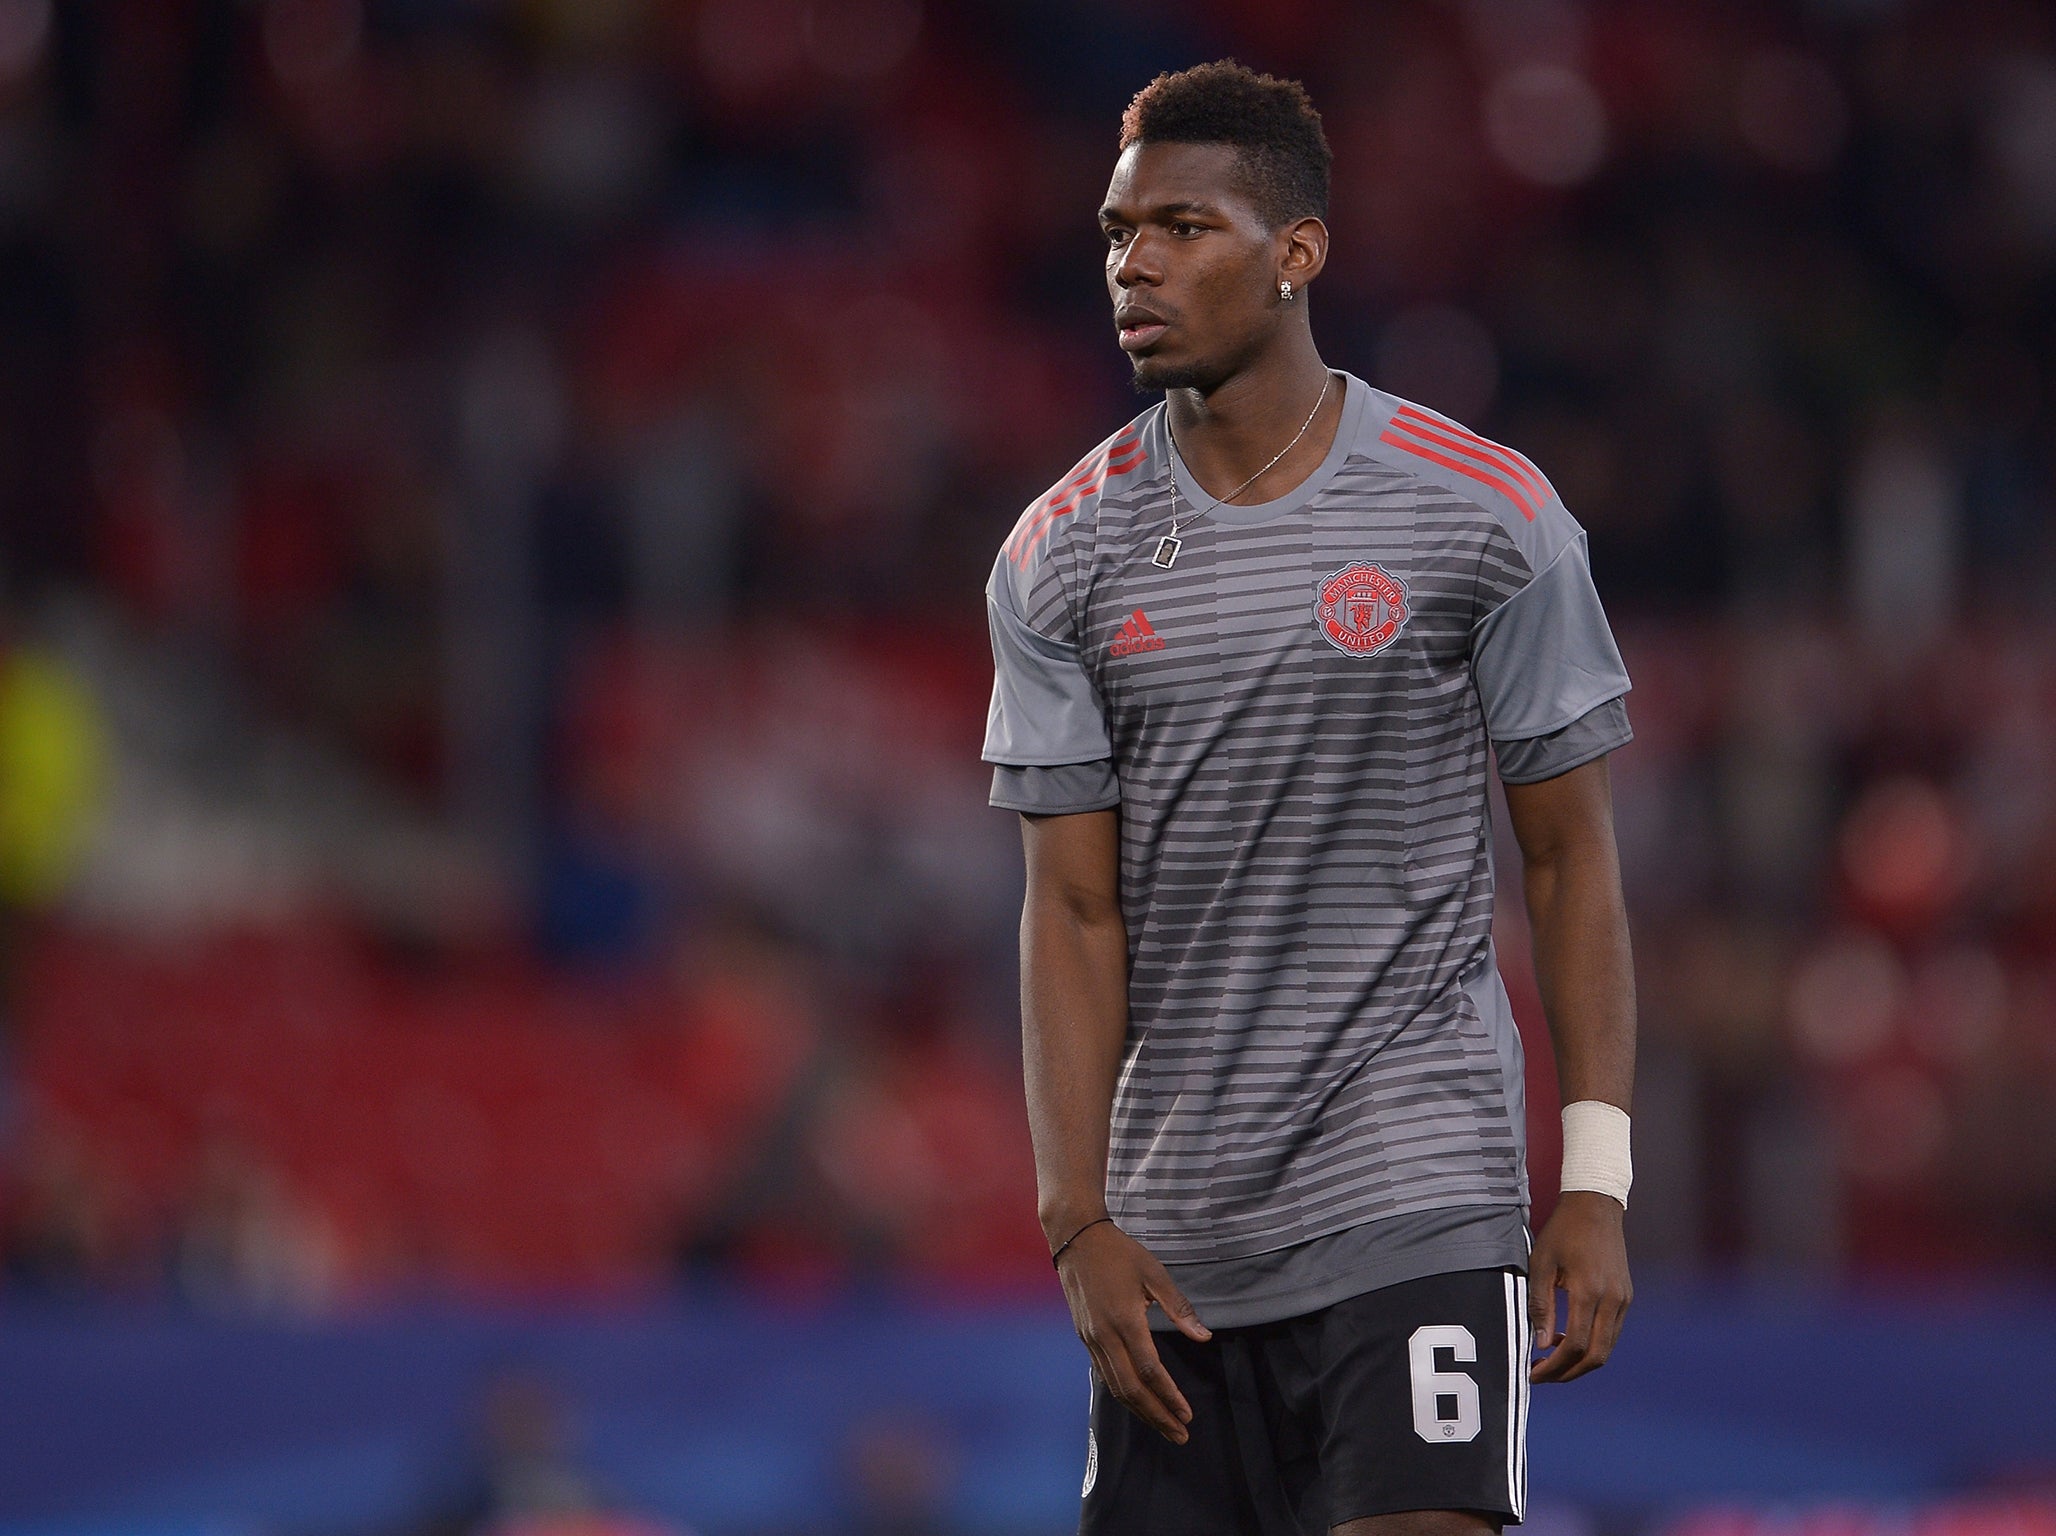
[0,0,2052,1530]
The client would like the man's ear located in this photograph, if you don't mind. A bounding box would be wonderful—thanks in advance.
[1279,215,1329,291]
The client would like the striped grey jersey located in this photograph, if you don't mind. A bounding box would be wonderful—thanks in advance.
[984,373,1632,1269]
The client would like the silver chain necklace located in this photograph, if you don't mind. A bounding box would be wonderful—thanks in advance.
[1153,372,1332,569]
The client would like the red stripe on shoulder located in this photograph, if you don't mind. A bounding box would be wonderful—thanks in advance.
[1009,486,1093,566]
[1392,405,1548,485]
[1390,406,1551,505]
[1006,426,1147,565]
[1379,428,1539,520]
[1007,427,1141,556]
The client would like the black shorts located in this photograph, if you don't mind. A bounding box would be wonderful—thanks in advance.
[1080,1268,1531,1536]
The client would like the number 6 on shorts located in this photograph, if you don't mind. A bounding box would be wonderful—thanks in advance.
[1408,1325,1482,1443]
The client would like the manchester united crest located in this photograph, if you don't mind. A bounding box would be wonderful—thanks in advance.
[1315,561,1409,656]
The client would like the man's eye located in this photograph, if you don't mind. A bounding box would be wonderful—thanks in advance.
[1170,222,1201,236]
[1105,228,1131,246]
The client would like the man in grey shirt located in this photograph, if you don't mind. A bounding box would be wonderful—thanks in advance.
[986,63,1637,1536]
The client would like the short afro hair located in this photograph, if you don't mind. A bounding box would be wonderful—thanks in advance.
[1119,60,1331,230]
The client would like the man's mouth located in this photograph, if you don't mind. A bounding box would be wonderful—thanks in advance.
[1117,318,1168,351]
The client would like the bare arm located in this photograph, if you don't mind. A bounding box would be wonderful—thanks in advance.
[1502,755,1636,1382]
[1020,809,1130,1244]
[1020,809,1210,1443]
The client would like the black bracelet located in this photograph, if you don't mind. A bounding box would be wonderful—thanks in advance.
[1050,1215,1116,1270]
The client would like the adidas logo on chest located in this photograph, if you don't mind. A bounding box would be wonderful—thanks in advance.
[1108,609,1166,657]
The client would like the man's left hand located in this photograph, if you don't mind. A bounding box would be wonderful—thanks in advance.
[1526,1189,1632,1383]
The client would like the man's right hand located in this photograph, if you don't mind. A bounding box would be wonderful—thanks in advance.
[1054,1219,1213,1445]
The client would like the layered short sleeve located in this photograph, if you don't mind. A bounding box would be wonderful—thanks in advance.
[1471,531,1634,783]
[982,552,1119,814]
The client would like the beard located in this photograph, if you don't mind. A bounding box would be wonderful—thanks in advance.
[1129,354,1228,394]
[1128,328,1262,395]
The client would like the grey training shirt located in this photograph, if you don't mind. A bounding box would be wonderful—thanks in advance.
[985,374,1632,1328]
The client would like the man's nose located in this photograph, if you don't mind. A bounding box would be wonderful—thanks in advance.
[1112,233,1159,287]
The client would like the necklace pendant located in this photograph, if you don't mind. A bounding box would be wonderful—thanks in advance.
[1152,534,1182,569]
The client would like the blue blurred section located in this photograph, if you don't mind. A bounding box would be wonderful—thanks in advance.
[2,1282,2052,1536]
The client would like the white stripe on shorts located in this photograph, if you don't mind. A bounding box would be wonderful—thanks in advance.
[1514,1273,1530,1519]
[1501,1272,1519,1517]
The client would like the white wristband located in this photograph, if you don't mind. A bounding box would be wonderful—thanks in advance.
[1559,1100,1631,1209]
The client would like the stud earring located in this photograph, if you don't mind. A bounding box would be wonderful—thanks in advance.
[1279,281,1295,302]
